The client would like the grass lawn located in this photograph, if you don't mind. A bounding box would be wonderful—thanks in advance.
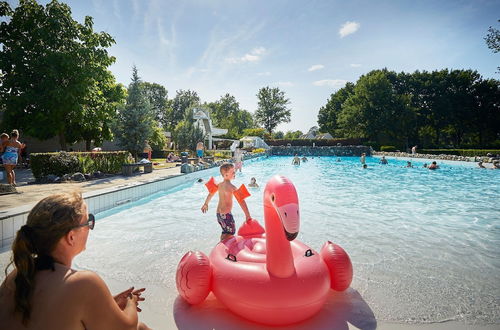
[150,158,179,170]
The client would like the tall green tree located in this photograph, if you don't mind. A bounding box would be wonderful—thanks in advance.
[337,70,414,146]
[141,82,169,125]
[255,86,291,134]
[207,94,254,139]
[284,130,303,139]
[173,107,204,151]
[0,0,116,149]
[317,82,355,135]
[66,78,126,151]
[485,20,500,72]
[112,66,154,159]
[166,90,200,131]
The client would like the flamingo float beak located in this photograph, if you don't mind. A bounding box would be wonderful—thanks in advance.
[276,203,300,241]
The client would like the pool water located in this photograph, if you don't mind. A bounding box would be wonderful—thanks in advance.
[75,156,500,325]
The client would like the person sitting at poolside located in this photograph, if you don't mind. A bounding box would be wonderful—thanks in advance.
[493,160,500,169]
[301,156,308,162]
[478,161,486,169]
[248,177,259,188]
[0,192,150,330]
[292,154,301,165]
[380,156,388,164]
[166,152,180,162]
[428,161,439,170]
[406,161,413,168]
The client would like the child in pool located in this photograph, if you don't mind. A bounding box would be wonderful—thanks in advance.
[201,163,252,241]
[248,177,259,188]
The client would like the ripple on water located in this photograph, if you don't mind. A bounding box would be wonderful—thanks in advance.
[74,156,500,324]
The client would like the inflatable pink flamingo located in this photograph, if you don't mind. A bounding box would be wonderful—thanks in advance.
[176,175,353,325]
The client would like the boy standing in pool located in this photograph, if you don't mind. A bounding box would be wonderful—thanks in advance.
[201,162,252,241]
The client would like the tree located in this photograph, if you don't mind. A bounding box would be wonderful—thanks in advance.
[165,90,200,131]
[284,130,303,139]
[112,66,153,159]
[148,120,168,151]
[173,107,205,151]
[242,128,267,138]
[317,82,355,135]
[272,131,284,139]
[485,20,500,72]
[207,94,255,139]
[0,0,116,149]
[66,79,126,151]
[141,82,169,125]
[337,70,414,146]
[255,86,291,134]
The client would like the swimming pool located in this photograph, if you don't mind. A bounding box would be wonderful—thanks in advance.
[73,156,499,326]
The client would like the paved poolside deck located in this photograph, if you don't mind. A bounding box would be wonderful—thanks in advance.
[0,166,182,211]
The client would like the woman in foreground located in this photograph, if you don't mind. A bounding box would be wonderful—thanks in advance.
[0,192,150,330]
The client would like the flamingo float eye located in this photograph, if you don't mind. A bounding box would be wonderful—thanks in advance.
[271,194,275,202]
[284,212,287,217]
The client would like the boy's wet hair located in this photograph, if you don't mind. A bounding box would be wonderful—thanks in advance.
[220,162,234,174]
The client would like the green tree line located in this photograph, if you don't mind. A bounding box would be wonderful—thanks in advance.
[317,69,500,149]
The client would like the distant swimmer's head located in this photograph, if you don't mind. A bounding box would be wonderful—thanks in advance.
[363,164,367,169]
[197,178,203,183]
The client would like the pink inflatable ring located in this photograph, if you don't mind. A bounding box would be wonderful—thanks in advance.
[176,175,353,325]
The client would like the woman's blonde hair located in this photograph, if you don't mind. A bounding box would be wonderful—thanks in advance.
[6,191,85,325]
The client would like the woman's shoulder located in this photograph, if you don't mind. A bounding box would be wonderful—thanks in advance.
[64,270,107,292]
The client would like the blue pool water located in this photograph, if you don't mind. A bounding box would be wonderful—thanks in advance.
[75,156,500,325]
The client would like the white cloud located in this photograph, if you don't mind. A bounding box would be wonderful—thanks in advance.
[339,21,360,38]
[225,47,266,64]
[350,63,362,67]
[308,64,325,72]
[313,79,347,88]
[258,71,271,76]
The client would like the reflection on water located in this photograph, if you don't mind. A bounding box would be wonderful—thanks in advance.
[74,156,499,325]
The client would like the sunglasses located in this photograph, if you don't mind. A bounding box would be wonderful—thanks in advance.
[73,214,95,230]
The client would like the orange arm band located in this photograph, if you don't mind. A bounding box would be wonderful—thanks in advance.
[205,177,218,194]
[233,184,251,203]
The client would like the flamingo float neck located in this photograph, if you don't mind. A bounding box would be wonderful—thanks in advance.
[263,176,300,278]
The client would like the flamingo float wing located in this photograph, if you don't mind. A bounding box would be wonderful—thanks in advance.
[320,241,353,291]
[176,251,212,304]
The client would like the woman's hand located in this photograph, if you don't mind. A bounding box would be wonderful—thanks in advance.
[114,287,146,312]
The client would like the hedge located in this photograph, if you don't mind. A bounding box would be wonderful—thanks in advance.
[420,149,500,157]
[380,146,397,152]
[30,151,131,179]
[265,138,364,146]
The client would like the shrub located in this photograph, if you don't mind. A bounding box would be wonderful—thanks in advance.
[30,151,131,180]
[47,152,80,176]
[380,146,397,152]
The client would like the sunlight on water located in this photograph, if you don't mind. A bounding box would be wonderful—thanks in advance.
[74,156,500,324]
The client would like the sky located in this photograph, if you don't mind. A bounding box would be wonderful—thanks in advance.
[6,0,500,133]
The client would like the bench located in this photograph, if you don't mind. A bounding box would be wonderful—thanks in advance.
[122,162,153,176]
[186,156,214,165]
